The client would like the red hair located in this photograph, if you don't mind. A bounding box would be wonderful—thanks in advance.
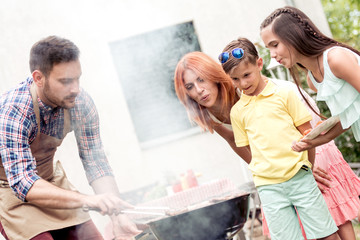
[174,51,237,133]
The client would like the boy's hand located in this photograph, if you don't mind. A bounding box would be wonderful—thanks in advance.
[312,166,332,192]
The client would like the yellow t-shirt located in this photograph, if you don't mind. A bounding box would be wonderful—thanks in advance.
[230,81,312,186]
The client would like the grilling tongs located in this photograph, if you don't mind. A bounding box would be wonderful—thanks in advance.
[82,205,170,216]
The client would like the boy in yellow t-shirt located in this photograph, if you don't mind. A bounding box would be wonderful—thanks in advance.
[220,38,339,240]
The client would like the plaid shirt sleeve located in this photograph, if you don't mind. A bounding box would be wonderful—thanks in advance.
[0,103,40,201]
[72,90,113,184]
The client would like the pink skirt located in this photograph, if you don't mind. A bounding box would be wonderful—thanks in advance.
[315,140,360,225]
[262,140,360,237]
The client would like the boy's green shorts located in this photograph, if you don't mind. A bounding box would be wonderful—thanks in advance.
[257,167,338,240]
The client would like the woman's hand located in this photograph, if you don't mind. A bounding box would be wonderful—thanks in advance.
[312,166,332,192]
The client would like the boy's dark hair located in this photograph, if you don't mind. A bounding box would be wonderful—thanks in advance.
[29,36,80,77]
[221,37,259,74]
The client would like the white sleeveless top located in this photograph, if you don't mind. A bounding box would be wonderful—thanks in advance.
[308,46,360,141]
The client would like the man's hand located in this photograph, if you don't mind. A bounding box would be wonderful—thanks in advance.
[312,166,332,192]
[88,176,142,239]
[111,214,142,240]
[82,193,142,239]
[83,193,134,216]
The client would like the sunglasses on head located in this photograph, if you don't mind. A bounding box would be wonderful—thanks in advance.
[218,48,244,64]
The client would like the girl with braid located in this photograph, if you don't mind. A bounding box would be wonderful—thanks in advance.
[260,6,360,240]
[260,6,360,150]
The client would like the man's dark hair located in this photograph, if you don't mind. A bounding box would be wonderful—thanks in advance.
[29,36,80,77]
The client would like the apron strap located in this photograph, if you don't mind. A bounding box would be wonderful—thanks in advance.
[30,83,41,139]
[63,109,71,137]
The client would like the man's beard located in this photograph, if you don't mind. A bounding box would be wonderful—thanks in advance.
[43,79,76,109]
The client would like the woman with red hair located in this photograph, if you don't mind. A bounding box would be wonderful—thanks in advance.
[174,51,251,163]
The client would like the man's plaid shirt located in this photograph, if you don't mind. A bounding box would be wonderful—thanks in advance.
[0,78,113,201]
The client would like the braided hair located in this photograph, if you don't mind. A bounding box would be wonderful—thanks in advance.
[260,6,360,118]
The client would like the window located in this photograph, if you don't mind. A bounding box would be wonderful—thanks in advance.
[110,21,201,147]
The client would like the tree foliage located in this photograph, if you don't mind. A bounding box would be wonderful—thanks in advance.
[322,0,360,49]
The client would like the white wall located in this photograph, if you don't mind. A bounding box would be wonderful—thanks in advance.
[0,0,330,236]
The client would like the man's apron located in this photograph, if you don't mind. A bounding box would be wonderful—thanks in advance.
[0,84,91,240]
